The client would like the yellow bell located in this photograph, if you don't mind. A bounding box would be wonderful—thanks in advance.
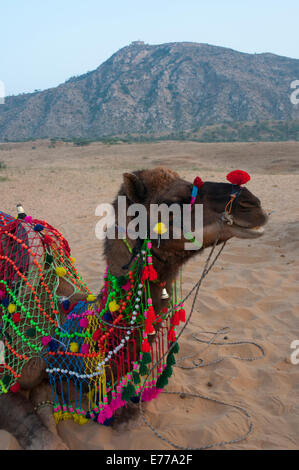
[153,222,167,235]
[109,300,120,312]
[87,294,96,302]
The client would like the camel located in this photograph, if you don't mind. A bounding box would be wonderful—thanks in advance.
[0,167,268,450]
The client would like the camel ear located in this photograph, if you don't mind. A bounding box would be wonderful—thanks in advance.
[123,173,147,203]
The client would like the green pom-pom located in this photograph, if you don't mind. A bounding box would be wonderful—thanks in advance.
[163,365,173,378]
[171,342,179,354]
[132,371,141,384]
[121,383,135,402]
[121,387,129,402]
[25,328,36,338]
[127,382,135,397]
[156,375,168,389]
[4,332,12,344]
[117,276,127,288]
[142,352,152,365]
[2,374,11,386]
[166,353,176,366]
[139,363,149,376]
[45,253,54,265]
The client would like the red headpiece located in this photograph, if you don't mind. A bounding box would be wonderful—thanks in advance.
[226,170,250,186]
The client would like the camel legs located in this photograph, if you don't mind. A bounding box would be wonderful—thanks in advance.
[0,392,68,450]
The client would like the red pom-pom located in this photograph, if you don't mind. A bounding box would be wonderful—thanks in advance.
[226,170,250,186]
[142,339,151,353]
[141,266,149,282]
[148,265,157,281]
[178,308,186,323]
[145,321,155,335]
[12,313,21,323]
[10,382,20,393]
[193,177,204,188]
[43,235,53,245]
[171,311,180,326]
[92,329,101,342]
[168,327,176,342]
[147,306,156,322]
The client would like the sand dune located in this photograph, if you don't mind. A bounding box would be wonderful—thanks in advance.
[0,140,298,449]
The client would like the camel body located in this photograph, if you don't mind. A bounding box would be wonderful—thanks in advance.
[0,167,267,449]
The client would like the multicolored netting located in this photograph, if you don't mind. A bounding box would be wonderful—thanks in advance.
[0,211,185,425]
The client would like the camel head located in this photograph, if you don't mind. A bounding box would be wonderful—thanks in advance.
[118,167,267,256]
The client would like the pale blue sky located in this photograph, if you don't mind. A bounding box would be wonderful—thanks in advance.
[1,0,298,96]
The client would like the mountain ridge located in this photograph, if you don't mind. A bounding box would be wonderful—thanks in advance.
[1,41,299,141]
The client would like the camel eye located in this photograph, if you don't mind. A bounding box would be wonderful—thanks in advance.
[239,200,259,209]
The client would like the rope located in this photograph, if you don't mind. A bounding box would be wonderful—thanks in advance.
[176,327,265,369]
[138,220,265,450]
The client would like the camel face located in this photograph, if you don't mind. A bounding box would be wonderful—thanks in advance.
[199,182,268,244]
[122,167,267,252]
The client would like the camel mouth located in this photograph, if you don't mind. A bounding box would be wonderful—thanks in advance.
[231,223,265,239]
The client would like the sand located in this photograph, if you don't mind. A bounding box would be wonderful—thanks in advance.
[0,140,298,450]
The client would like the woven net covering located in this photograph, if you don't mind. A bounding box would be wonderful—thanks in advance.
[0,211,184,425]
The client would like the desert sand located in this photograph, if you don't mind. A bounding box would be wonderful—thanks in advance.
[0,139,298,450]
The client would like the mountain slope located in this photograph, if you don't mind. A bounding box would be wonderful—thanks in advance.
[1,41,299,140]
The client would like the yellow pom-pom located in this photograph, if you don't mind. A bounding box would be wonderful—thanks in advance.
[70,342,79,353]
[70,257,76,264]
[153,222,167,235]
[56,267,67,277]
[109,299,120,312]
[86,294,96,302]
[54,411,63,425]
[73,414,89,425]
[8,304,16,314]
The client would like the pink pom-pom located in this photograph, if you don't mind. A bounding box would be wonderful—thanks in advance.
[79,318,89,328]
[41,336,52,346]
[81,343,90,354]
[97,411,106,424]
[226,170,251,186]
[24,216,33,223]
[103,405,113,419]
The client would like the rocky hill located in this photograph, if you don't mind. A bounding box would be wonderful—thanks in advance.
[1,41,299,141]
